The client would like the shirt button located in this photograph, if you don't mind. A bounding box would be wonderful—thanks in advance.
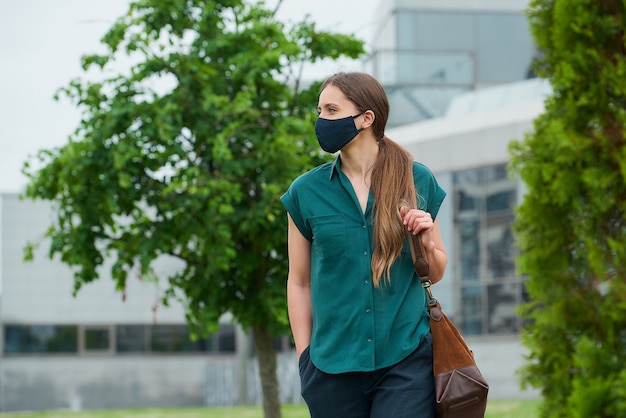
[362,225,367,228]
[367,337,372,342]
[364,280,369,284]
[363,251,368,255]
[366,308,371,313]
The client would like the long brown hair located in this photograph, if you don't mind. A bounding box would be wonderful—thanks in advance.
[321,72,417,287]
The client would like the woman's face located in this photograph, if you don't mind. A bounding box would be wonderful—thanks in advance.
[317,85,361,120]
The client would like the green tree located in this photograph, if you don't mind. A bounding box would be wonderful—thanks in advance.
[22,1,364,417]
[509,0,626,416]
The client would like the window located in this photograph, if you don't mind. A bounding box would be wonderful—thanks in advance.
[453,164,526,335]
[397,51,474,86]
[414,12,474,51]
[217,323,236,353]
[151,324,211,353]
[476,13,535,83]
[115,324,237,354]
[79,326,114,354]
[116,325,148,353]
[4,325,78,354]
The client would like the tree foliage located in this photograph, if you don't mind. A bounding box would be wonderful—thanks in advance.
[22,1,364,417]
[509,0,626,416]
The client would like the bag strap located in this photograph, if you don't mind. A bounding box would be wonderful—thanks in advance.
[408,232,443,321]
[408,232,430,284]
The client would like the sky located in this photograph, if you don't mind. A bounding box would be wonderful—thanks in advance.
[0,0,381,193]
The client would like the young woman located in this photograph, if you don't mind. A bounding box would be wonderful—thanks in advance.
[281,72,448,418]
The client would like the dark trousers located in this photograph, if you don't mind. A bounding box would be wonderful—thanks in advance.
[299,333,435,418]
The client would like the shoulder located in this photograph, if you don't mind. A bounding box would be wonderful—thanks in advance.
[290,162,334,188]
[412,161,435,178]
[411,160,439,192]
[411,161,446,216]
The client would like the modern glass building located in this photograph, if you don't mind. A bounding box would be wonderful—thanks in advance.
[366,0,536,127]
[365,0,539,339]
[387,76,549,398]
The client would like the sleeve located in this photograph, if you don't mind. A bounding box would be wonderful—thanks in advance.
[280,179,313,241]
[413,162,446,220]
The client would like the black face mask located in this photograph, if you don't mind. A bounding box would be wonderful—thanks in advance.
[314,113,364,153]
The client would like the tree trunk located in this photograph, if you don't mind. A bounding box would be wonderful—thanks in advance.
[253,324,281,418]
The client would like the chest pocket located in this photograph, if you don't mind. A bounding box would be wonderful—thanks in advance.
[309,215,348,261]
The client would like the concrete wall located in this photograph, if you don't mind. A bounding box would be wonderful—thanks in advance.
[0,340,536,412]
[0,193,187,326]
[1,356,211,411]
[0,193,213,412]
[469,337,539,400]
[0,348,302,412]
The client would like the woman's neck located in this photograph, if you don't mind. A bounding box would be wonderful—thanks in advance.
[339,136,379,182]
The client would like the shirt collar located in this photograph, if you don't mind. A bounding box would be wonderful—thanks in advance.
[329,156,342,180]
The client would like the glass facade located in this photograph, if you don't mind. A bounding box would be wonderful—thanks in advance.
[4,323,239,355]
[369,9,536,126]
[4,325,78,354]
[453,164,527,336]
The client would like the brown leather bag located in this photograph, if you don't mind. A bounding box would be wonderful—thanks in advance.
[408,232,489,418]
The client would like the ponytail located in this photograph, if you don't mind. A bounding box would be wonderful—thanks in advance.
[370,137,417,287]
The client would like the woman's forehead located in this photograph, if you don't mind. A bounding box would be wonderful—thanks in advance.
[318,85,351,106]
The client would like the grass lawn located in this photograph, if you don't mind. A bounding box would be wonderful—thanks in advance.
[0,399,541,418]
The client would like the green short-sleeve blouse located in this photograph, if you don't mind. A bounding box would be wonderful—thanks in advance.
[281,157,446,374]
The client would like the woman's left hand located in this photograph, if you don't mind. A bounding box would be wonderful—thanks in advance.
[399,207,437,253]
[400,207,433,235]
[399,207,448,282]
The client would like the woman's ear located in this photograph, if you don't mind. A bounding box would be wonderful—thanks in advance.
[361,109,375,129]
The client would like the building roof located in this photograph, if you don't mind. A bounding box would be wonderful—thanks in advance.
[386,78,552,173]
[388,78,551,146]
[445,78,552,117]
[375,0,531,20]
